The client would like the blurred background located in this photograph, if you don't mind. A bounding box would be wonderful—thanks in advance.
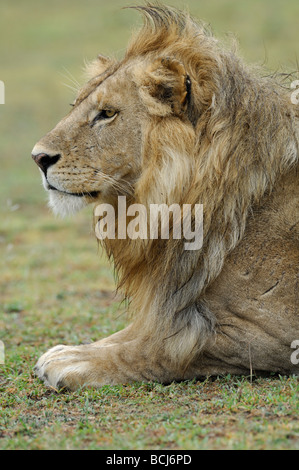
[1,0,299,346]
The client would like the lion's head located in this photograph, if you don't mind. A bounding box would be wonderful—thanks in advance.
[31,7,223,217]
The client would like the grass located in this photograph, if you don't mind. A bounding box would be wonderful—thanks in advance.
[0,372,298,449]
[0,0,299,450]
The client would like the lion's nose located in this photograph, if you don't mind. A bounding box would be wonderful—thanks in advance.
[31,151,61,175]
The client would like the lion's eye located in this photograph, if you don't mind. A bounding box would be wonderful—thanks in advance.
[103,109,116,118]
[91,109,117,126]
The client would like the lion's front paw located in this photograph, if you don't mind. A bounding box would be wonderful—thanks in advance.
[34,344,93,391]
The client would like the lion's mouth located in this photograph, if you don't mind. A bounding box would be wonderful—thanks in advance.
[46,182,99,198]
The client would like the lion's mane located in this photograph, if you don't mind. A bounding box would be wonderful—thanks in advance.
[101,4,299,365]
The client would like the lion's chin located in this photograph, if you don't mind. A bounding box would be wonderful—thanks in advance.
[48,190,88,217]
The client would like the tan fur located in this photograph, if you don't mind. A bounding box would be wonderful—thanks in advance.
[33,5,299,390]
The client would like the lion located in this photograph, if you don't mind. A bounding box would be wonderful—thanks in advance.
[32,4,299,390]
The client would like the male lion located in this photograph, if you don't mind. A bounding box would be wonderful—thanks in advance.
[32,5,299,390]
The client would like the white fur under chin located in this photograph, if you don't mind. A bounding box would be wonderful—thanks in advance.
[48,190,88,217]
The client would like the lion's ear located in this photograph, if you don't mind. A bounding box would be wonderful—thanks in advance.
[84,54,115,80]
[134,57,190,117]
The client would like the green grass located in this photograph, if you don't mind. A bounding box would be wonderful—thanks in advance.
[0,0,299,450]
[0,372,298,449]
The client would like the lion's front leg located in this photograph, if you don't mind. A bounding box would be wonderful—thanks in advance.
[34,328,174,390]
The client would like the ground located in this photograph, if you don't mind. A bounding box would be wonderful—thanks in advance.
[0,0,298,450]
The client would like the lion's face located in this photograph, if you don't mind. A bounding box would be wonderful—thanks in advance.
[32,50,195,216]
[32,60,145,216]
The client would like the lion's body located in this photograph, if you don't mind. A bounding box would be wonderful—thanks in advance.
[200,168,299,376]
[32,5,299,390]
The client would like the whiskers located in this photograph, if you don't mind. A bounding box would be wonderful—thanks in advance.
[93,168,134,197]
[84,167,135,198]
[59,67,81,95]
